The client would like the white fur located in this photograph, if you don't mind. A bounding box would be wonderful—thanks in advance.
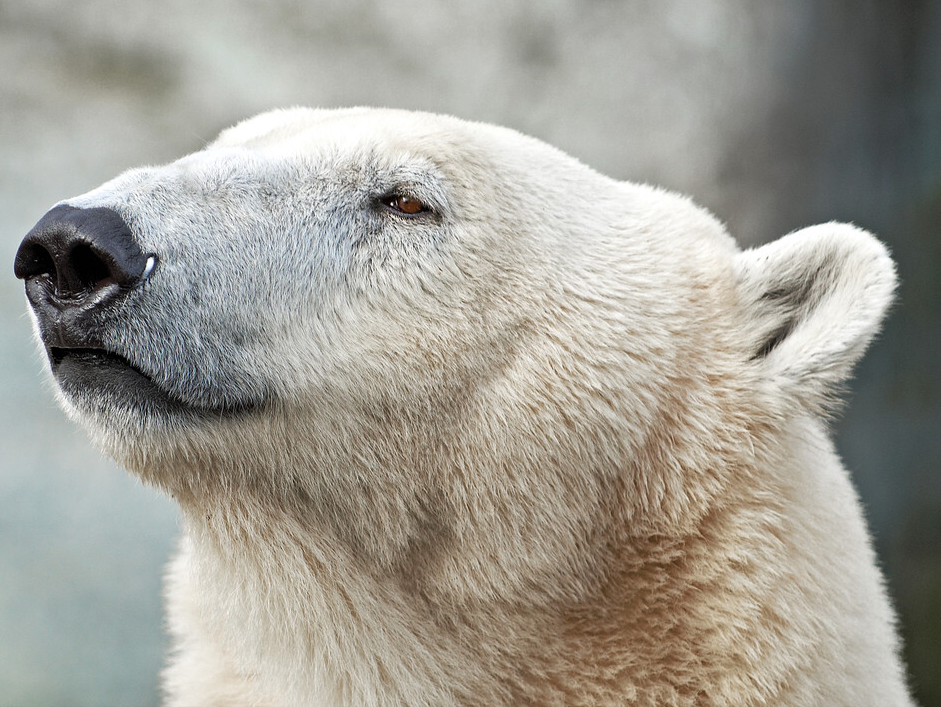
[29,108,912,705]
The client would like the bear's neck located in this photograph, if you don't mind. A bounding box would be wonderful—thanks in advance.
[162,367,795,704]
[169,455,795,707]
[175,492,502,705]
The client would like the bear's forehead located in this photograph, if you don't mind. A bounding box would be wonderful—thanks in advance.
[208,107,578,184]
[212,108,471,159]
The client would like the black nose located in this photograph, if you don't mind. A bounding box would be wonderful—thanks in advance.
[14,204,154,302]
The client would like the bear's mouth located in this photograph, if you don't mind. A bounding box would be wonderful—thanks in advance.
[48,346,262,417]
[50,346,147,376]
[49,346,181,411]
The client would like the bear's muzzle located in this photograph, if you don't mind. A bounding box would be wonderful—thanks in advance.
[14,204,158,392]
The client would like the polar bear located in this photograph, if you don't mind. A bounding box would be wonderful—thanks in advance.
[15,108,913,706]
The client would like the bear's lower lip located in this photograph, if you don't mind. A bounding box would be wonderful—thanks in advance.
[50,347,171,408]
[50,347,145,376]
[48,347,263,417]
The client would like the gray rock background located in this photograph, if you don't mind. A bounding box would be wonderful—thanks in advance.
[1,1,938,705]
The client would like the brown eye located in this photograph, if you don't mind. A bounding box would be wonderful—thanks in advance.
[386,194,427,215]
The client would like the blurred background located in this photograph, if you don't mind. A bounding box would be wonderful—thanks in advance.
[1,0,938,704]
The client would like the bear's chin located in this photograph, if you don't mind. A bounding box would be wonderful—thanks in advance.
[51,348,263,421]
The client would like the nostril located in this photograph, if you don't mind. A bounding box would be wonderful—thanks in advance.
[68,243,115,291]
[13,242,57,282]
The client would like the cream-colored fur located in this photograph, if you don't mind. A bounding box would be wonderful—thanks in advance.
[21,109,912,705]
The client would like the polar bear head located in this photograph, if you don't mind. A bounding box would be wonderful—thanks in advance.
[15,108,911,705]
[15,107,896,604]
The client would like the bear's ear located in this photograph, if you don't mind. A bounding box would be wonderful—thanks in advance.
[734,223,897,411]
